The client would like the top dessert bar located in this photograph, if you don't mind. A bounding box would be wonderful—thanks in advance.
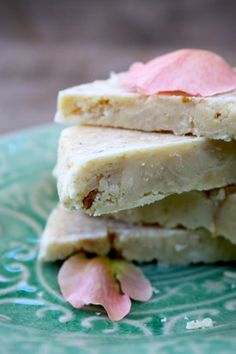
[55,49,236,140]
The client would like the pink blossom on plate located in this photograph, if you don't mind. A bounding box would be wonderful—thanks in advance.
[119,49,236,97]
[113,260,153,302]
[58,253,152,321]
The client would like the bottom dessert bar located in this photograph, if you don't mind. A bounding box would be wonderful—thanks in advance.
[112,186,236,244]
[39,205,236,265]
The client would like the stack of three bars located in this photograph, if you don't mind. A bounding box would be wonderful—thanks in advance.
[39,49,236,319]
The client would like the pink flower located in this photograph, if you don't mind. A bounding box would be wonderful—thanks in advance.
[119,49,236,97]
[58,253,152,321]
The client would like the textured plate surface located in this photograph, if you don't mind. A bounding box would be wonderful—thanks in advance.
[1,124,236,354]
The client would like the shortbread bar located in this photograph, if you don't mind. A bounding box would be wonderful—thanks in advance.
[113,186,236,244]
[39,206,236,265]
[56,126,236,215]
[55,75,236,140]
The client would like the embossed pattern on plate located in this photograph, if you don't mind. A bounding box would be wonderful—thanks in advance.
[0,124,236,354]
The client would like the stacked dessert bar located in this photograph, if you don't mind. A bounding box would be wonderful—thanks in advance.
[39,49,236,319]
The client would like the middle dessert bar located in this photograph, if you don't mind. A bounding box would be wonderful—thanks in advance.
[56,126,236,215]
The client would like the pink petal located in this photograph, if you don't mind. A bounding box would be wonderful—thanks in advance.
[114,260,153,302]
[120,49,236,97]
[58,254,131,321]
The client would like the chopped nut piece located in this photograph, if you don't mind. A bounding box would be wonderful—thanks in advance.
[182,96,192,103]
[82,189,99,209]
[98,98,111,106]
[70,107,83,115]
[214,112,221,119]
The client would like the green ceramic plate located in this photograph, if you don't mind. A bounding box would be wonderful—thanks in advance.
[1,124,236,354]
